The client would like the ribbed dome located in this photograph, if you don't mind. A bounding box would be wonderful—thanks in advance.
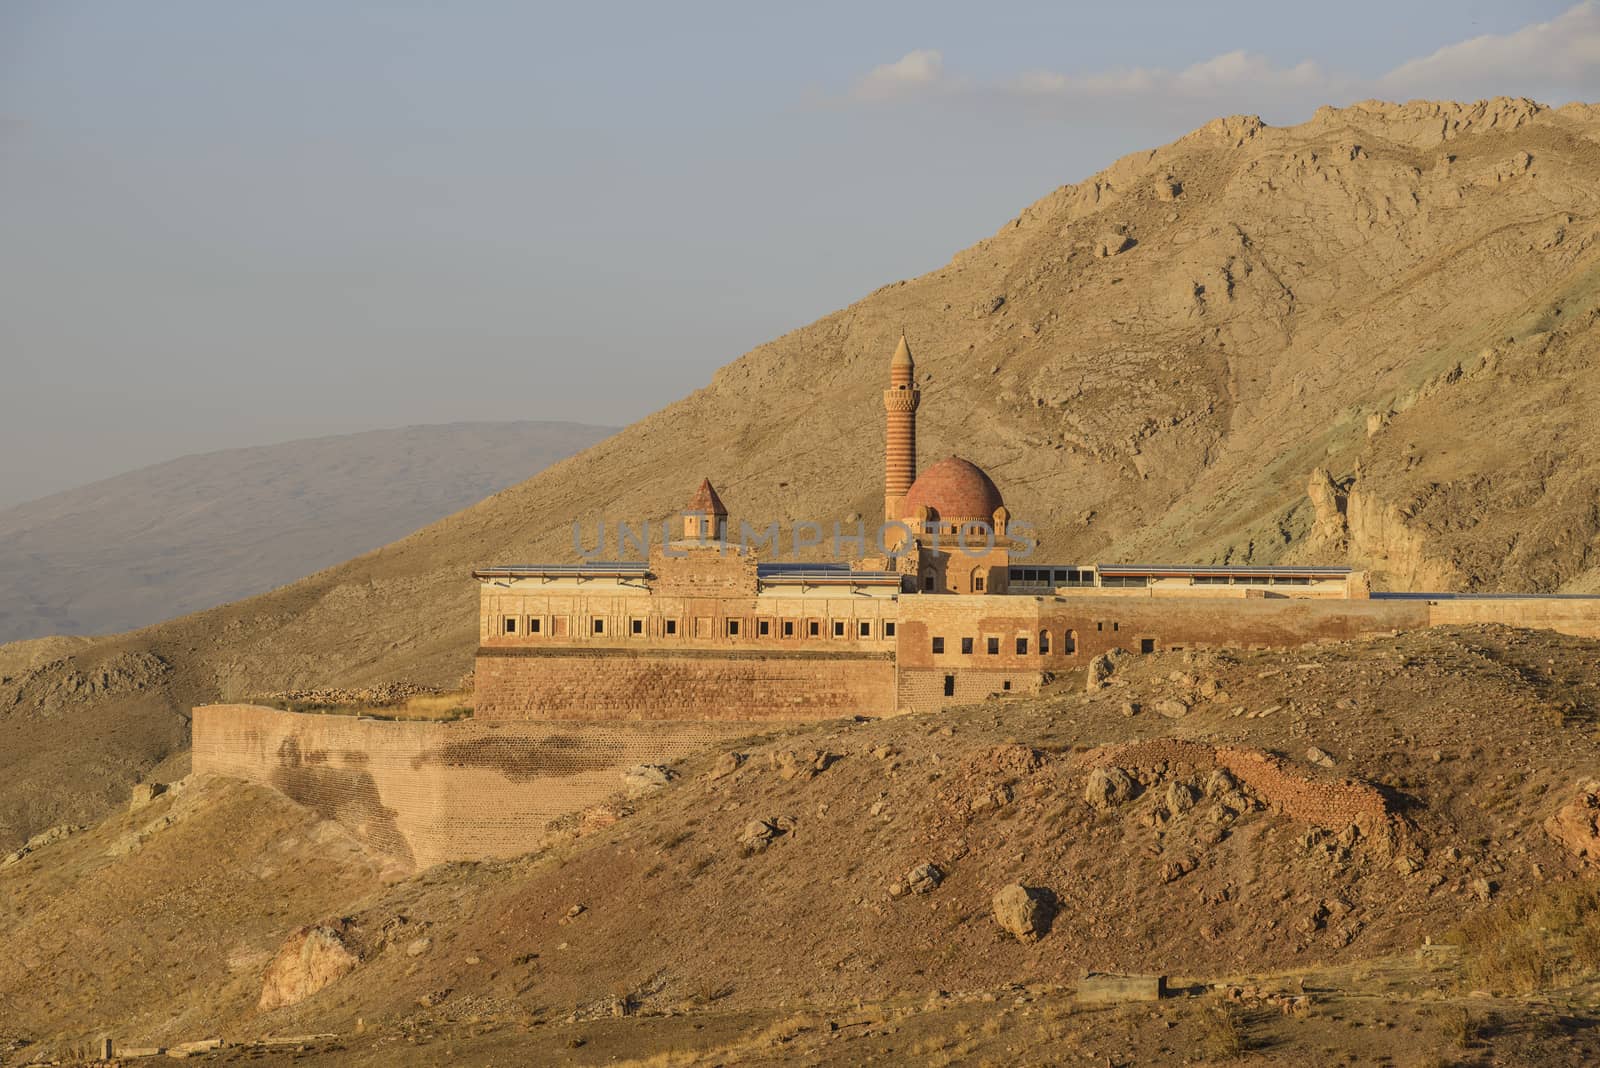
[901,456,1004,524]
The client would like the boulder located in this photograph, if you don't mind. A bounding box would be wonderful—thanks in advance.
[128,781,167,812]
[622,764,674,794]
[1085,766,1137,810]
[1306,747,1337,769]
[705,751,745,780]
[1153,698,1190,719]
[1545,781,1600,863]
[992,883,1055,942]
[259,925,359,1011]
[1086,654,1114,691]
[905,863,943,895]
[1165,781,1198,816]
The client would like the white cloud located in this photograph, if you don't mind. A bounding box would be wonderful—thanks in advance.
[1379,1,1600,99]
[853,49,947,100]
[847,4,1600,117]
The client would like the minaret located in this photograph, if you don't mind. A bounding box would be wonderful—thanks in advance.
[883,334,920,522]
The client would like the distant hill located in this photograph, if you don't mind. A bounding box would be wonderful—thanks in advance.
[0,421,615,644]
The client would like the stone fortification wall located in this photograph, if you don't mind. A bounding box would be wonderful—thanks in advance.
[474,647,897,721]
[192,705,751,868]
[1428,597,1600,639]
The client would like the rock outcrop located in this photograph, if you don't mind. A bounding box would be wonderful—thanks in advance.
[258,924,360,1012]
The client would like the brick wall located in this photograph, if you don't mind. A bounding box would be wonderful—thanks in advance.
[897,668,1044,714]
[894,595,1429,676]
[192,704,752,868]
[474,647,898,721]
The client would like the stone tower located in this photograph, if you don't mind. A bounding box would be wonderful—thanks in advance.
[883,334,920,522]
[684,478,728,542]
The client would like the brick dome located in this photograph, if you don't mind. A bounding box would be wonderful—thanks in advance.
[901,456,1004,524]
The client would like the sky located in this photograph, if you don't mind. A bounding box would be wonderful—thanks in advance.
[1,0,1596,508]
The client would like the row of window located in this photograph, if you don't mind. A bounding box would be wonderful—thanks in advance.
[499,614,898,641]
[1007,568,1321,588]
[929,628,1081,657]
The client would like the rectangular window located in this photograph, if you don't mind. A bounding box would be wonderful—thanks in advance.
[665,619,678,635]
[1010,568,1022,580]
[884,621,896,638]
[974,575,985,592]
[783,620,795,637]
[1016,637,1028,655]
[593,618,605,635]
[529,617,542,634]
[858,621,871,638]
[961,637,974,655]
[631,618,644,635]
[727,619,740,637]
[758,619,770,636]
[833,620,846,638]
[1003,679,1012,691]
[808,620,820,637]
[504,618,517,634]
[987,637,1000,655]
[1140,637,1156,654]
[1096,621,1104,632]
[932,636,945,654]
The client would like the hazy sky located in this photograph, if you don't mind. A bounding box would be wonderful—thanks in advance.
[2,1,1594,508]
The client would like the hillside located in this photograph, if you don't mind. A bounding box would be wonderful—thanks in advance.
[6,627,1600,1064]
[0,420,615,644]
[5,96,1600,851]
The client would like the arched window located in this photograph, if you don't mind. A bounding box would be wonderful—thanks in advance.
[1064,628,1077,654]
[1039,629,1051,654]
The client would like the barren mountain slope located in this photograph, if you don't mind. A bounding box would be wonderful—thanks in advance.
[7,627,1600,1064]
[5,97,1600,849]
[0,420,614,644]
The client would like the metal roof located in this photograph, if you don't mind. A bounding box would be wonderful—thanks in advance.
[1095,563,1352,577]
[473,562,650,579]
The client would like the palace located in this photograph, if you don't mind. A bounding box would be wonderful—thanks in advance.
[193,335,1600,867]
[469,336,1593,722]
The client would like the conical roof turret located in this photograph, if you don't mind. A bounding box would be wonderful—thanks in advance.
[890,333,915,385]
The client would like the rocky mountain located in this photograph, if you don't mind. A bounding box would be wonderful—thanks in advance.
[0,420,615,644]
[4,97,1600,849]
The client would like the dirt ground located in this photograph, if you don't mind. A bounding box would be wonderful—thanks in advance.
[7,625,1600,1066]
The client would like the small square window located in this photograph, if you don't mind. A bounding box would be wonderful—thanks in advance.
[987,637,1000,655]
[808,620,820,637]
[1016,637,1028,655]
[1113,622,1120,632]
[727,619,740,636]
[504,618,517,634]
[858,621,871,638]
[1003,679,1012,691]
[593,618,605,635]
[529,617,542,634]
[932,636,945,654]
[783,620,795,637]
[884,621,896,637]
[759,620,770,636]
[665,619,678,635]
[631,618,643,635]
[961,637,974,655]
[833,620,846,638]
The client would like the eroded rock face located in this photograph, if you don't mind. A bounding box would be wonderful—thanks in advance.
[259,924,359,1011]
[992,883,1055,942]
[1545,782,1600,864]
